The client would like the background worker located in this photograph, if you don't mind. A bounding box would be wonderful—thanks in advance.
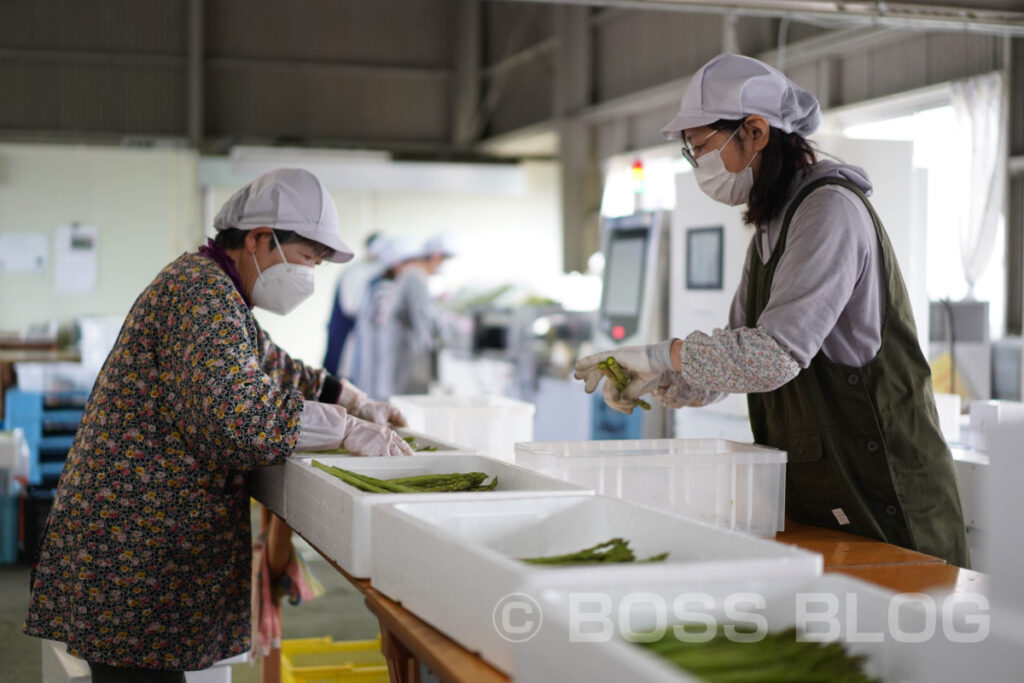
[349,235,447,401]
[574,53,969,567]
[323,232,384,377]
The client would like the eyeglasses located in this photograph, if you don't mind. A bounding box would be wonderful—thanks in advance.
[680,129,719,168]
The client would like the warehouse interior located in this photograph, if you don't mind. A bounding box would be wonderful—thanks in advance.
[1,0,1023,682]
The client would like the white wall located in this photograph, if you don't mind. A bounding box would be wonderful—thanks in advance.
[209,160,563,368]
[0,143,200,335]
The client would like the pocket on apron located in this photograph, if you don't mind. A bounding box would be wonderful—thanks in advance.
[784,432,857,530]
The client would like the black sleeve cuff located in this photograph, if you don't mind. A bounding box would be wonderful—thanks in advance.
[319,374,342,404]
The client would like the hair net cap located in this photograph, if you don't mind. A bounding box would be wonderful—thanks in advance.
[213,168,354,263]
[375,235,424,271]
[422,233,456,259]
[660,53,821,140]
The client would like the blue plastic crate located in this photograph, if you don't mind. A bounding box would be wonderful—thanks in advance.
[0,492,18,564]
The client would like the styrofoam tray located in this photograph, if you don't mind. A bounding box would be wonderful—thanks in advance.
[516,573,943,682]
[249,427,478,517]
[284,454,590,578]
[515,438,786,537]
[370,495,822,674]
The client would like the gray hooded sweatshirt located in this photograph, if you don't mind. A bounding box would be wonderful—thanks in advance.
[729,158,883,368]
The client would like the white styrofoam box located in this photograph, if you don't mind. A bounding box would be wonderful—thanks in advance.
[516,573,946,683]
[285,454,589,578]
[14,362,97,393]
[910,606,1023,683]
[951,447,988,532]
[0,428,25,468]
[370,495,822,674]
[983,423,1024,616]
[249,427,479,517]
[41,639,90,683]
[933,392,962,443]
[41,639,245,683]
[74,315,123,373]
[389,394,534,463]
[967,400,1024,449]
[515,438,786,537]
[250,463,287,517]
[186,652,248,682]
[395,426,477,456]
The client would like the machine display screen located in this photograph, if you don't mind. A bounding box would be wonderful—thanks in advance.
[602,231,648,317]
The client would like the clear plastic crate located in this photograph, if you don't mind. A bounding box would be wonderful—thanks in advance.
[389,394,534,463]
[515,438,786,537]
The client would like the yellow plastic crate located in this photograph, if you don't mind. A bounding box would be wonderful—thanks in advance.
[281,636,390,683]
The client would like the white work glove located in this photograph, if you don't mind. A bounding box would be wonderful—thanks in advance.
[573,341,677,415]
[297,401,414,457]
[338,379,407,428]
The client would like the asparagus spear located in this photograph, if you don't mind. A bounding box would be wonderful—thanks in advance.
[520,538,668,565]
[310,460,497,493]
[602,357,652,411]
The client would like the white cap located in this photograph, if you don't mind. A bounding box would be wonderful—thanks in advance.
[422,233,456,259]
[213,168,354,263]
[375,235,424,271]
[660,53,821,140]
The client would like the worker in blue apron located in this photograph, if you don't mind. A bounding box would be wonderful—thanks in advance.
[575,53,969,567]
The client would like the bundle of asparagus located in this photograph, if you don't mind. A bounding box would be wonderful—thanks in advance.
[311,459,497,493]
[600,356,651,411]
[520,538,668,565]
[636,625,881,682]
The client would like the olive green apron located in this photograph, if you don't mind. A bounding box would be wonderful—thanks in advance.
[746,177,970,567]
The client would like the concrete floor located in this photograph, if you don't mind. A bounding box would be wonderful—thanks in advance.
[0,522,381,683]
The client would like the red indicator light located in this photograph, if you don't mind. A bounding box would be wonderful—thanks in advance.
[612,325,626,340]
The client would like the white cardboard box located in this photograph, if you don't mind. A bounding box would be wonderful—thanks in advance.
[370,495,822,674]
[284,454,589,578]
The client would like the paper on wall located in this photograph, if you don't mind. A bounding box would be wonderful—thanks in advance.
[0,233,48,274]
[55,224,98,292]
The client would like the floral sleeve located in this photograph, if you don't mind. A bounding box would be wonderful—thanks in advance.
[160,264,304,469]
[676,325,800,394]
[254,323,327,400]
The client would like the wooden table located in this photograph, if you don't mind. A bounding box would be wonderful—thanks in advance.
[297,520,983,683]
[298,530,506,683]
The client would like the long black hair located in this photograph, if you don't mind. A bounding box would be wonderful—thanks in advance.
[707,118,817,227]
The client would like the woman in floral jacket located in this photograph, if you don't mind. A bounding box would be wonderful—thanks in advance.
[23,169,410,681]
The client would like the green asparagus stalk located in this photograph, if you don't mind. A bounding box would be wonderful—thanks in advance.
[603,357,652,411]
[521,538,668,565]
[634,625,881,683]
[310,460,497,493]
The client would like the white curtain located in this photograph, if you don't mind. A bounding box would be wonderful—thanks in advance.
[951,72,1006,299]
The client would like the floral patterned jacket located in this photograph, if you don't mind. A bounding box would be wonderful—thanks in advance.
[23,252,326,670]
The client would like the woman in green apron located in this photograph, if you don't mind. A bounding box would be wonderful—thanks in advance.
[575,53,969,567]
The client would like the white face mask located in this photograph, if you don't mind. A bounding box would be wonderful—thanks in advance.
[693,127,758,207]
[250,233,315,315]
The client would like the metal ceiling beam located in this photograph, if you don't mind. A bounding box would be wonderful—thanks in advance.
[187,0,204,147]
[205,57,451,81]
[504,0,1024,36]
